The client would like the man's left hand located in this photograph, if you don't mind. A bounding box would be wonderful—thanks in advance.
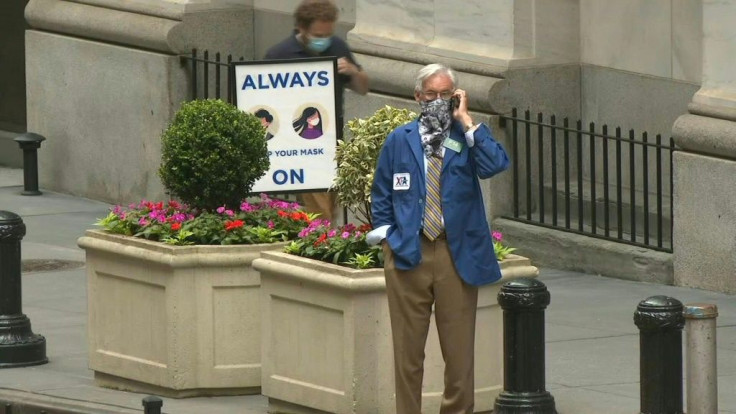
[337,57,359,76]
[452,89,474,130]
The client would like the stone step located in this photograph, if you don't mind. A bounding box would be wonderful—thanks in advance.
[0,166,22,187]
[494,217,673,285]
[516,178,672,242]
[0,129,23,168]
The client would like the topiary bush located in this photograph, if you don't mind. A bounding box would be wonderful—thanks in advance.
[159,99,269,211]
[333,105,418,225]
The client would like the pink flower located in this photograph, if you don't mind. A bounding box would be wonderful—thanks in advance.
[225,209,234,217]
[328,229,337,238]
[355,231,362,238]
[138,217,149,226]
[341,231,350,239]
[268,220,275,229]
[492,231,503,242]
[240,202,254,212]
[305,219,326,230]
[216,206,226,214]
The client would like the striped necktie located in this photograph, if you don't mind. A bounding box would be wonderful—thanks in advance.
[423,154,443,240]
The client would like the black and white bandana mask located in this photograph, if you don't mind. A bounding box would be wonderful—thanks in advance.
[418,98,453,158]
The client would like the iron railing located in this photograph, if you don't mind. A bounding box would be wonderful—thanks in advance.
[179,49,245,103]
[500,108,674,252]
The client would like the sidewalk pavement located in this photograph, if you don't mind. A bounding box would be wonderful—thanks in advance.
[0,166,734,413]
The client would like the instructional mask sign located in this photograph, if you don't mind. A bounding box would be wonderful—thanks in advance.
[232,57,338,194]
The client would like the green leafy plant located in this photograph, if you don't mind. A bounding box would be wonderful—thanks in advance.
[333,105,418,225]
[159,99,269,211]
[96,195,314,246]
[492,231,516,261]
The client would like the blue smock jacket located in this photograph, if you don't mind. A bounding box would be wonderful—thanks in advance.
[371,120,509,286]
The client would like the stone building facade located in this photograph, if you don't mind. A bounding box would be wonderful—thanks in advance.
[1,0,733,293]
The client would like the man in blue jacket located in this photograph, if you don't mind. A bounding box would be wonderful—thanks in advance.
[368,63,509,414]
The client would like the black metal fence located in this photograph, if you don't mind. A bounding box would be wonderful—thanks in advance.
[179,49,245,103]
[500,108,674,252]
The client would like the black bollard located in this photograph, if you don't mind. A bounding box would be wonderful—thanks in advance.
[0,211,47,368]
[634,296,684,414]
[13,133,46,196]
[142,396,163,414]
[494,278,557,414]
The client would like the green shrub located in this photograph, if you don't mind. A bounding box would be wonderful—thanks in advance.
[159,99,269,210]
[333,106,418,225]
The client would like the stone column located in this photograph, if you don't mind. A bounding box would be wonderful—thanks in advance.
[25,0,254,204]
[672,0,736,294]
[348,0,578,74]
[344,0,579,222]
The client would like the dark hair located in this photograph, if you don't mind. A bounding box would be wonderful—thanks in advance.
[294,0,338,29]
[255,109,273,123]
[293,106,322,136]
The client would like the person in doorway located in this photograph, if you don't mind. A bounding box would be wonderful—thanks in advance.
[264,0,369,223]
[367,63,509,414]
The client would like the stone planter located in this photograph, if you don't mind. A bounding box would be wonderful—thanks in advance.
[77,229,287,397]
[253,251,538,414]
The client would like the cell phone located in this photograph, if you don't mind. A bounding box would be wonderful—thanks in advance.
[451,96,460,112]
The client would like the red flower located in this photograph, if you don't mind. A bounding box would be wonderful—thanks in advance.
[358,223,372,232]
[290,211,310,221]
[313,233,328,247]
[277,210,288,218]
[154,202,164,210]
[171,222,182,231]
[169,200,181,209]
[224,219,244,231]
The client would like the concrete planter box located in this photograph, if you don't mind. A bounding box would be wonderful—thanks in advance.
[253,251,538,414]
[77,229,287,397]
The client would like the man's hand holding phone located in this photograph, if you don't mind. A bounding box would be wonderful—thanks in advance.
[451,89,474,130]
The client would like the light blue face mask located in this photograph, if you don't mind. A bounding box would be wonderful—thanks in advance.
[307,36,332,53]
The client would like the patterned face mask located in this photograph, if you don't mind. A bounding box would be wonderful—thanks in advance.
[418,98,453,158]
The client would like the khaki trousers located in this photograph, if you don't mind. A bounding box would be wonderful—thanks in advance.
[297,191,337,224]
[383,236,478,414]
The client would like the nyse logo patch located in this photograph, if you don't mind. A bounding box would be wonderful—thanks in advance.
[393,173,410,191]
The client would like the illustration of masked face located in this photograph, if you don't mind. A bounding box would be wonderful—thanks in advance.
[307,113,320,126]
